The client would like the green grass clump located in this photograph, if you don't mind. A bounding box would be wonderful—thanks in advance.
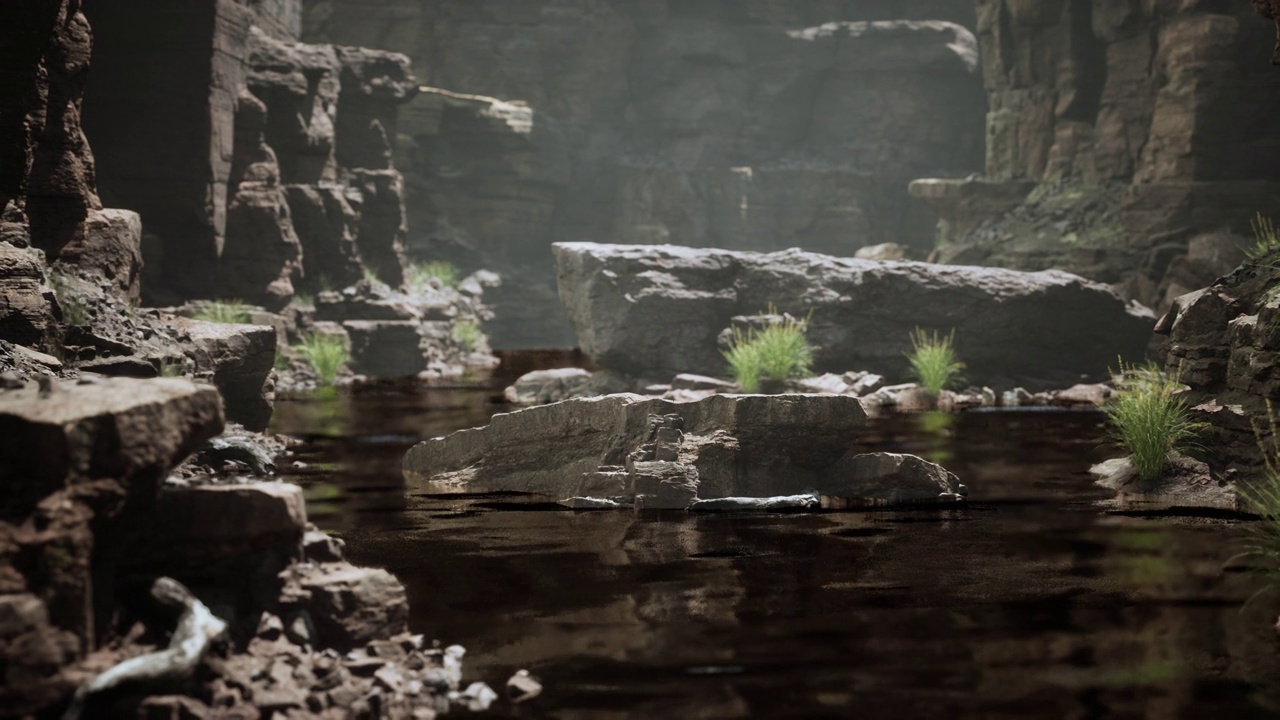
[453,320,482,352]
[407,260,460,290]
[297,333,350,386]
[722,311,814,392]
[1103,361,1204,484]
[1248,212,1280,260]
[1229,403,1280,602]
[193,299,252,324]
[905,328,964,394]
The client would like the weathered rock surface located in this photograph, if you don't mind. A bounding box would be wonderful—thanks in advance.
[167,317,278,432]
[0,0,100,259]
[0,378,224,519]
[1090,454,1239,513]
[555,242,1155,387]
[0,244,59,352]
[1157,257,1280,475]
[309,3,985,348]
[279,563,409,652]
[914,2,1280,313]
[404,393,963,507]
[0,377,224,715]
[81,2,420,307]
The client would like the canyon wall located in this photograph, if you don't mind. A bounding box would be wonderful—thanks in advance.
[915,0,1280,314]
[81,0,417,308]
[302,0,988,347]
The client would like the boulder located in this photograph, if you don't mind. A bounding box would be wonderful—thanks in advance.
[55,208,143,301]
[0,244,58,351]
[0,378,224,520]
[503,368,594,406]
[555,242,1155,387]
[403,393,963,507]
[278,562,409,653]
[1090,454,1239,513]
[167,317,277,432]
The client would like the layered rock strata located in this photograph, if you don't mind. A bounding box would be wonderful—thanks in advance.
[404,393,964,507]
[913,1,1280,313]
[554,242,1155,387]
[81,2,419,307]
[1158,259,1280,475]
[305,1,987,348]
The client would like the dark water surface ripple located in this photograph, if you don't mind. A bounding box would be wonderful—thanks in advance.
[271,375,1280,719]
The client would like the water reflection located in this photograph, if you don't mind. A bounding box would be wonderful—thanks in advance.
[271,385,1280,718]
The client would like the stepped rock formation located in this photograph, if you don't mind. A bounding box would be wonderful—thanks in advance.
[913,0,1280,314]
[303,0,988,347]
[404,393,963,506]
[82,1,418,307]
[554,242,1155,387]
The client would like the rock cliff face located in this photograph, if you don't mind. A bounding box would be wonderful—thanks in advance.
[81,0,418,308]
[913,0,1280,314]
[303,0,988,347]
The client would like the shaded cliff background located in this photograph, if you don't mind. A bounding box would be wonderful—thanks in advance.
[297,0,1280,350]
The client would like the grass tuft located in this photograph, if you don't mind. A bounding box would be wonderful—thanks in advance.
[1103,361,1204,484]
[453,319,482,352]
[407,260,460,290]
[1230,402,1280,604]
[905,328,965,394]
[193,299,252,324]
[297,333,350,386]
[1248,212,1280,260]
[722,310,814,392]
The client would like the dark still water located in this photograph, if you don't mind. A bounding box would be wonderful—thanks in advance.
[270,375,1280,719]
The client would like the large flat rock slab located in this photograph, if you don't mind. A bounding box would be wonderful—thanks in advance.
[404,393,962,507]
[0,378,224,518]
[554,242,1155,386]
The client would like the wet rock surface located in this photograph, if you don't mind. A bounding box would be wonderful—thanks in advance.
[555,242,1155,387]
[404,393,963,507]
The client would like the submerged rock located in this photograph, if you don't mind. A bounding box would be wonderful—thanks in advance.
[554,242,1155,387]
[403,393,963,508]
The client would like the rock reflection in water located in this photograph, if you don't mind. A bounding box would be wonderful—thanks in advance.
[272,382,1280,718]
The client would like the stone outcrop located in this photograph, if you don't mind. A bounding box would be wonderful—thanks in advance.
[305,1,987,348]
[0,0,143,307]
[0,377,223,712]
[404,393,964,507]
[554,242,1155,387]
[81,2,419,306]
[913,1,1280,314]
[0,0,99,257]
[166,317,278,432]
[0,244,60,352]
[1157,258,1280,475]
